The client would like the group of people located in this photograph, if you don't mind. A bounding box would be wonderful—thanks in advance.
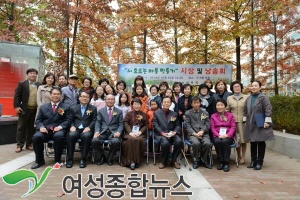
[13,69,275,172]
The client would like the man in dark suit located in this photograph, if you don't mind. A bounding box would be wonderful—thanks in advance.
[14,68,41,153]
[153,96,183,169]
[185,96,212,169]
[31,88,72,169]
[92,94,123,166]
[66,91,97,168]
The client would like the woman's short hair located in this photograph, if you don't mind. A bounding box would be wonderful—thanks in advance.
[131,97,142,106]
[204,79,214,89]
[98,78,109,86]
[216,98,227,107]
[230,80,243,92]
[252,80,262,87]
[42,72,56,85]
[116,80,127,89]
[82,77,92,85]
[214,80,228,93]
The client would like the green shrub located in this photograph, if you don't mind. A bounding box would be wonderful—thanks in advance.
[270,95,300,135]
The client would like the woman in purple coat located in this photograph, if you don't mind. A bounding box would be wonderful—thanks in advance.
[210,99,236,172]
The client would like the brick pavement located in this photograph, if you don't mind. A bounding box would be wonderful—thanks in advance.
[0,143,300,199]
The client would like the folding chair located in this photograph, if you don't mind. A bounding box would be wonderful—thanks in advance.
[230,135,239,167]
[44,140,55,158]
[181,122,213,167]
[210,133,239,168]
[44,140,67,162]
[65,138,86,163]
[91,139,122,164]
[144,129,150,165]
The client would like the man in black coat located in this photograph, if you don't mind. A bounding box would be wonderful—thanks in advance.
[31,88,72,169]
[153,96,183,169]
[66,91,97,168]
[14,68,41,153]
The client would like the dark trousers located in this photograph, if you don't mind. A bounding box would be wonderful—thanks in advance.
[67,129,93,161]
[155,134,183,165]
[213,137,234,163]
[16,108,37,148]
[189,134,212,163]
[250,141,266,165]
[92,132,121,162]
[32,130,66,163]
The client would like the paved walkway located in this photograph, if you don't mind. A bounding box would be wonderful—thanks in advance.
[0,143,299,199]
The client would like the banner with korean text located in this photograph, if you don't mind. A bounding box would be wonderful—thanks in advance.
[118,64,232,86]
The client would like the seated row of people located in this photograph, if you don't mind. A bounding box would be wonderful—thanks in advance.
[30,88,235,172]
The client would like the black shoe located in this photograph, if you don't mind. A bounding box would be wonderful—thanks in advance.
[107,161,113,166]
[247,161,256,168]
[130,163,135,170]
[79,160,86,168]
[223,164,230,172]
[192,161,199,169]
[254,164,262,170]
[66,160,73,168]
[97,156,106,165]
[31,161,45,169]
[204,162,212,169]
[217,163,224,170]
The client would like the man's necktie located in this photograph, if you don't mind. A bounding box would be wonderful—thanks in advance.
[52,104,57,113]
[108,108,112,121]
[81,106,85,117]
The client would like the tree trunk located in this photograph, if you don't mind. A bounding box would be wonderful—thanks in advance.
[235,10,241,81]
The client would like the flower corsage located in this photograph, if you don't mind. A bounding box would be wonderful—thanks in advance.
[58,108,64,116]
[170,116,176,122]
[200,113,207,120]
[86,109,92,115]
[136,114,143,121]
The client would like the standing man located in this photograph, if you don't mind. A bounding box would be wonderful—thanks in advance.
[185,96,212,169]
[57,74,68,88]
[66,91,97,168]
[14,68,41,153]
[153,96,183,169]
[61,74,79,108]
[31,88,72,169]
[92,94,123,166]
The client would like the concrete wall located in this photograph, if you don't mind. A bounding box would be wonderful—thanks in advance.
[266,130,300,160]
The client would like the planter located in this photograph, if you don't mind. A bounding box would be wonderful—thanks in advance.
[266,130,300,160]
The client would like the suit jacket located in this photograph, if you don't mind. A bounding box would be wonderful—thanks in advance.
[35,102,72,131]
[124,111,148,135]
[61,85,79,108]
[153,109,181,135]
[94,106,124,135]
[210,112,236,138]
[70,104,97,130]
[185,109,210,136]
[14,80,41,115]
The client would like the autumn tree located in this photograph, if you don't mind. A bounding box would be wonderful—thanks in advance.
[0,0,42,42]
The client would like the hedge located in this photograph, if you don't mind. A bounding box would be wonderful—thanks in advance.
[270,95,300,135]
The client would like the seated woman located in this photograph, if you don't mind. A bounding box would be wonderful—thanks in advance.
[210,99,236,172]
[121,98,148,170]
